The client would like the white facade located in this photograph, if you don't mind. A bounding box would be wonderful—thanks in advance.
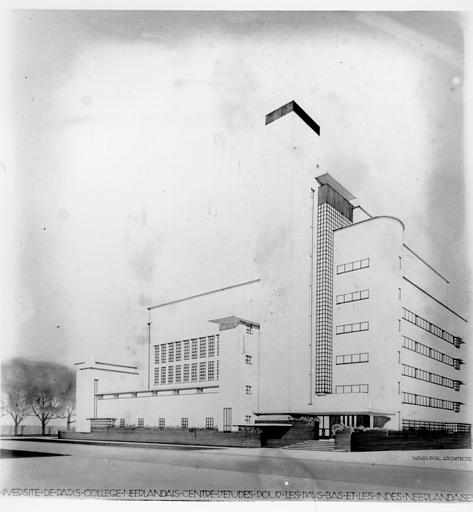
[75,101,469,436]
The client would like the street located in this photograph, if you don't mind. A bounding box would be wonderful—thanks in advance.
[0,438,472,501]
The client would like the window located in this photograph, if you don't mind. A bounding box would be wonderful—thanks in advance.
[217,361,220,380]
[217,335,220,356]
[335,384,369,394]
[175,341,182,361]
[175,365,182,383]
[137,418,144,428]
[246,325,253,334]
[205,417,214,429]
[161,343,167,364]
[119,418,125,428]
[335,321,369,335]
[168,366,174,384]
[160,367,166,384]
[245,355,252,365]
[183,364,190,382]
[402,392,462,413]
[158,418,165,429]
[398,288,402,301]
[245,385,252,395]
[181,418,188,429]
[191,339,198,359]
[168,342,174,362]
[183,340,190,360]
[335,352,369,365]
[336,258,370,275]
[336,289,369,305]
[402,308,461,348]
[199,362,206,381]
[191,363,197,382]
[199,337,207,358]
[154,346,159,364]
[402,363,462,390]
[208,360,215,380]
[245,415,252,424]
[208,336,215,357]
[154,367,159,384]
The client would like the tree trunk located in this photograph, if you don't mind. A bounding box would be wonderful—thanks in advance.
[14,419,19,436]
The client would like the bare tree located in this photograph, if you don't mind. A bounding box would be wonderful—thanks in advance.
[27,361,75,435]
[1,359,33,435]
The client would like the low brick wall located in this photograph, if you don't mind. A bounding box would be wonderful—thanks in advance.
[335,430,471,452]
[59,427,261,448]
[262,421,317,448]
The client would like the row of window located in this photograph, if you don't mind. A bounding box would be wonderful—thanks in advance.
[402,364,462,391]
[123,417,216,429]
[336,258,370,275]
[402,336,462,370]
[154,335,220,365]
[335,321,369,335]
[153,361,219,385]
[335,384,369,394]
[336,352,369,365]
[402,309,462,348]
[336,289,369,305]
[402,392,462,412]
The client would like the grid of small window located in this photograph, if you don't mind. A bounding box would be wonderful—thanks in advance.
[137,418,144,428]
[217,361,220,380]
[335,384,369,394]
[335,321,369,335]
[206,417,214,429]
[119,418,125,428]
[154,346,159,364]
[168,366,174,384]
[161,344,167,364]
[245,385,252,395]
[245,355,252,365]
[191,339,198,359]
[168,343,174,363]
[402,392,462,412]
[402,364,461,391]
[336,352,369,365]
[199,337,207,358]
[315,202,352,394]
[402,308,462,348]
[191,363,197,382]
[199,362,206,381]
[183,364,190,382]
[245,415,252,424]
[217,335,220,356]
[208,360,215,380]
[183,340,190,360]
[158,418,165,429]
[402,336,462,370]
[175,365,182,383]
[336,258,370,275]
[160,367,166,384]
[336,289,369,305]
[208,336,215,357]
[181,418,188,428]
[175,341,182,361]
[154,367,159,384]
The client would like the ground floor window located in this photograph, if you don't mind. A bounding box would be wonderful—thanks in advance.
[205,417,214,429]
[181,418,188,428]
[158,418,165,429]
[137,418,144,428]
[119,418,125,428]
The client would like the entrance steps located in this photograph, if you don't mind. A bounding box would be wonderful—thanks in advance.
[282,439,346,452]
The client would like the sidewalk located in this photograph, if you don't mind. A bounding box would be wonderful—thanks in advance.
[3,435,472,472]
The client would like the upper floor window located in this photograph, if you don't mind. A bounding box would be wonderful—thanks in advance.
[336,258,370,275]
[336,289,369,305]
[245,355,252,365]
[183,340,190,360]
[335,384,369,394]
[245,385,252,395]
[335,321,369,335]
[175,341,182,361]
[137,418,144,428]
[336,352,369,365]
[154,345,159,365]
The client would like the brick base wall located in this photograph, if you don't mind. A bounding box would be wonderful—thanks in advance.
[336,430,472,451]
[59,428,261,448]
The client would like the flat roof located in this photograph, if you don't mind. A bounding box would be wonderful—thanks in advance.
[209,316,260,329]
[315,173,356,201]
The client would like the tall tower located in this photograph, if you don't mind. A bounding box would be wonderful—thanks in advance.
[313,174,354,395]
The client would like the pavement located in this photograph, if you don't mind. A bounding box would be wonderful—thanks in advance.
[0,437,472,501]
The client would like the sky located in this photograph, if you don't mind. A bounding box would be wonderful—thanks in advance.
[4,10,468,369]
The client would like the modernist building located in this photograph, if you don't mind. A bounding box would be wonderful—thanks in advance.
[75,101,469,438]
